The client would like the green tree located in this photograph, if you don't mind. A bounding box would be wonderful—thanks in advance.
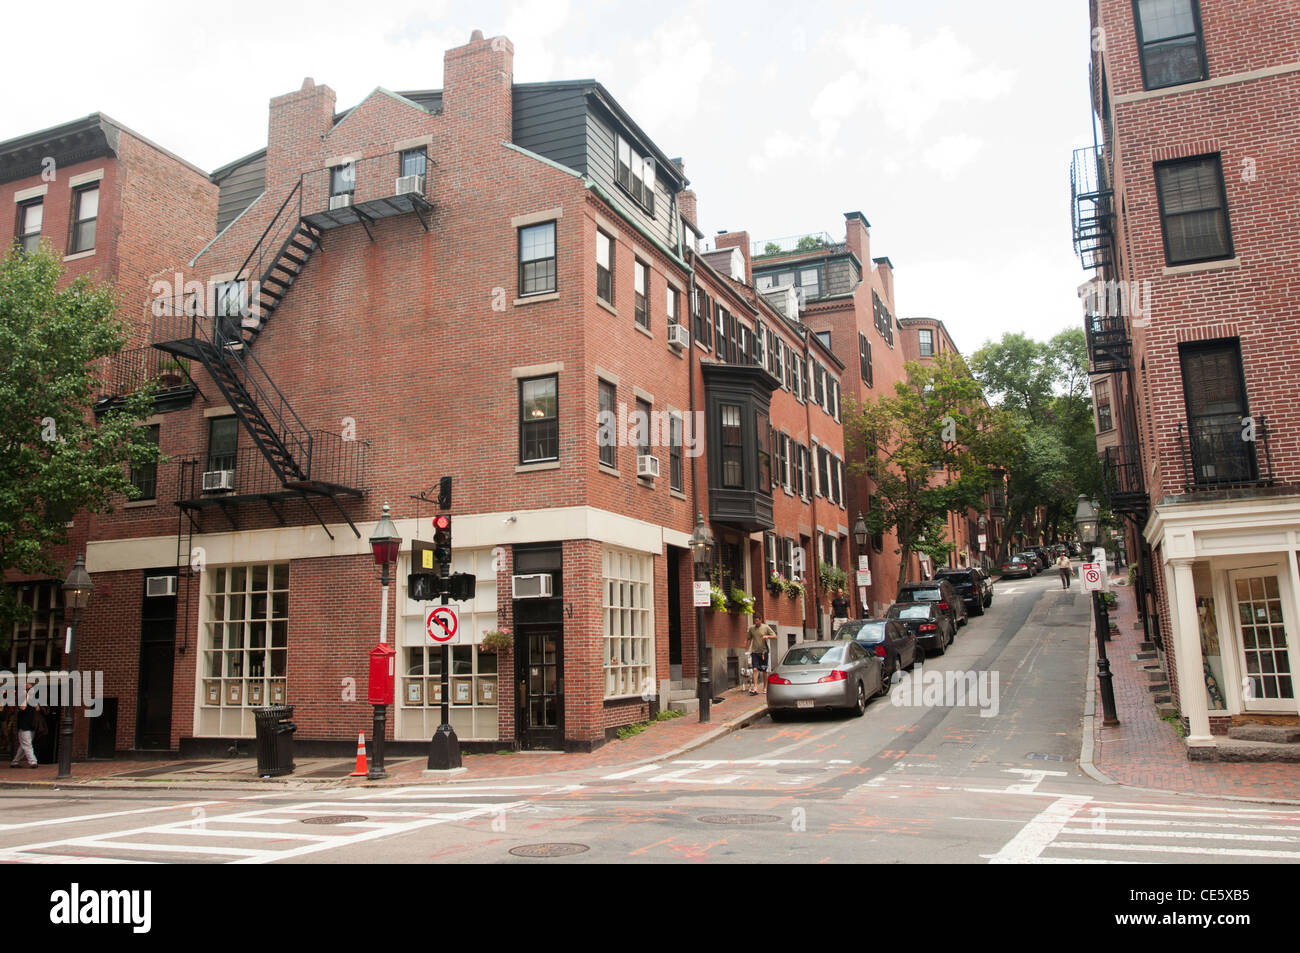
[0,244,161,625]
[970,328,1101,542]
[844,352,1017,584]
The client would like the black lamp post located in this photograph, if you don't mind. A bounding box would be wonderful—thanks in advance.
[368,502,402,779]
[853,513,869,617]
[1075,495,1119,727]
[58,554,93,780]
[690,512,715,723]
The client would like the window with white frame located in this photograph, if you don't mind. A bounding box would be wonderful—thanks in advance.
[615,136,656,213]
[603,548,654,698]
[201,564,289,728]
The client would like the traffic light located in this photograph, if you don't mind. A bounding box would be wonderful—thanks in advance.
[437,475,452,510]
[433,514,452,574]
[447,572,477,602]
[408,572,440,601]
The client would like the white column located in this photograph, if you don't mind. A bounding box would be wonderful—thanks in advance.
[1168,560,1213,747]
[1285,550,1300,718]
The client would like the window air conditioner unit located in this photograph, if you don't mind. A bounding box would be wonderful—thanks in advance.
[329,193,353,211]
[637,454,660,479]
[395,174,425,196]
[667,324,689,349]
[512,573,553,599]
[202,469,235,492]
[146,575,177,598]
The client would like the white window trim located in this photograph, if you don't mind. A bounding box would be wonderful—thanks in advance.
[68,169,104,188]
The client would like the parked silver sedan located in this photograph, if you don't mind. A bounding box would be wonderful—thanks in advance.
[767,640,883,719]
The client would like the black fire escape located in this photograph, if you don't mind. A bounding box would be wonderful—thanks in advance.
[1072,145,1114,273]
[151,150,432,540]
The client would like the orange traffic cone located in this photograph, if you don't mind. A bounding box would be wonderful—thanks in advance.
[349,730,368,776]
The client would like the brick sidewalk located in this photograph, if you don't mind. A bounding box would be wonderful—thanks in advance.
[3,685,768,790]
[1093,584,1300,802]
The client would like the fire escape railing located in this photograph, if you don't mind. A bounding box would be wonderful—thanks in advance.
[1072,145,1115,272]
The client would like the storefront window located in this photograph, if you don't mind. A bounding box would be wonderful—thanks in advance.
[198,563,289,736]
[603,548,653,698]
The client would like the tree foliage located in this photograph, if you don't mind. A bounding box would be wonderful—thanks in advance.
[844,352,1018,584]
[970,328,1101,543]
[0,244,161,623]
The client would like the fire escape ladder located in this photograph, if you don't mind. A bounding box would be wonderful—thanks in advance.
[1072,145,1115,272]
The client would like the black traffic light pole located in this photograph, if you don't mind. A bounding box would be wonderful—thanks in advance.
[427,479,462,771]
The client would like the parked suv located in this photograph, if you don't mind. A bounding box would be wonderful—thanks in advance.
[886,602,955,656]
[896,579,968,630]
[934,567,993,616]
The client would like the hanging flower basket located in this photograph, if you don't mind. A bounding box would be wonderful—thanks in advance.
[728,588,755,614]
[479,629,512,654]
[783,579,805,600]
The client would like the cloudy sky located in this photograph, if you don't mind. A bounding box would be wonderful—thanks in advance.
[4,0,1095,354]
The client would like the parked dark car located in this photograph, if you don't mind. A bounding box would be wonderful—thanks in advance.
[897,579,968,629]
[835,618,920,683]
[886,602,955,656]
[1000,557,1034,579]
[934,567,993,615]
[1016,551,1044,574]
[767,641,883,719]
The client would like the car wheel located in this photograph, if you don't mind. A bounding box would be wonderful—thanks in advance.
[906,645,921,670]
[882,656,896,684]
[934,633,947,656]
[972,602,984,616]
[854,681,868,716]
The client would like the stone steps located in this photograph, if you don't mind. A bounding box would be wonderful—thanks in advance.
[668,698,699,715]
[1229,724,1300,744]
[1211,738,1300,763]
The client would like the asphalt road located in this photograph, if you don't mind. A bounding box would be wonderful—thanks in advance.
[2,570,1298,865]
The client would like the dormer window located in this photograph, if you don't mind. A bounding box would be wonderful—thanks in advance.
[615,135,655,214]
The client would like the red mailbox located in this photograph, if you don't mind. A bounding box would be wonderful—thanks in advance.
[368,643,396,706]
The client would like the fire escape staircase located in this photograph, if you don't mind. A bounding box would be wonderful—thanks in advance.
[1072,145,1115,273]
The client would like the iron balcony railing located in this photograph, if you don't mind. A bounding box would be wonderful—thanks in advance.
[300,150,432,222]
[1084,311,1131,374]
[1177,415,1274,493]
[94,346,195,404]
[1102,443,1147,513]
[183,430,368,502]
[1071,145,1114,272]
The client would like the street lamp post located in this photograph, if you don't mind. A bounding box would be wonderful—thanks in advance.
[368,503,402,779]
[1075,495,1120,727]
[853,513,869,617]
[58,555,93,780]
[690,513,715,723]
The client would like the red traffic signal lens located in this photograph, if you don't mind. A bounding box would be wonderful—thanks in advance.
[433,515,451,531]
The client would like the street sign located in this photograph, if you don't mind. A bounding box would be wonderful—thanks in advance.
[426,605,459,643]
[412,538,436,571]
[978,534,987,552]
[1081,562,1106,592]
[858,586,869,611]
[857,555,869,571]
[855,569,871,587]
[693,581,711,608]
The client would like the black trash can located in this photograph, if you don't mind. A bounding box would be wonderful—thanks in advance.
[253,705,295,777]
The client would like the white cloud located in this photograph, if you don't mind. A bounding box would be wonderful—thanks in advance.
[922,134,985,180]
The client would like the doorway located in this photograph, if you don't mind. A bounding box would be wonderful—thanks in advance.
[667,547,682,679]
[1229,570,1295,711]
[515,625,563,750]
[136,571,176,749]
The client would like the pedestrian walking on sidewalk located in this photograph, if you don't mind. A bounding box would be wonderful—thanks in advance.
[746,615,777,695]
[10,684,40,768]
[1056,553,1073,590]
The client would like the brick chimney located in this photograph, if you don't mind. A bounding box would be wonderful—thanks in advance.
[844,210,871,267]
[267,77,336,189]
[873,257,896,311]
[714,230,752,285]
[678,187,699,253]
[443,30,514,146]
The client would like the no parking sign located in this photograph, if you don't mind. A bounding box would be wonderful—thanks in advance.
[1081,562,1107,592]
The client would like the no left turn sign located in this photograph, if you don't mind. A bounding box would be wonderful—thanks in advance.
[426,605,459,643]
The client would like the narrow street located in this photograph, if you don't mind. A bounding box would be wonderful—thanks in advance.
[4,571,1297,865]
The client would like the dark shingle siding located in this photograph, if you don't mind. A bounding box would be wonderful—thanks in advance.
[215,152,266,233]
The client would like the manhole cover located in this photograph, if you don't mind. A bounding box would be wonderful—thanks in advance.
[301,814,369,825]
[698,813,781,825]
[509,843,590,857]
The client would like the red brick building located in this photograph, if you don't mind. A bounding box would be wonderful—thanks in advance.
[1075,0,1300,755]
[6,32,883,757]
[0,113,217,759]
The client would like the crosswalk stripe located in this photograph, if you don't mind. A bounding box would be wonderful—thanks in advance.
[1051,840,1300,859]
[1060,826,1300,844]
